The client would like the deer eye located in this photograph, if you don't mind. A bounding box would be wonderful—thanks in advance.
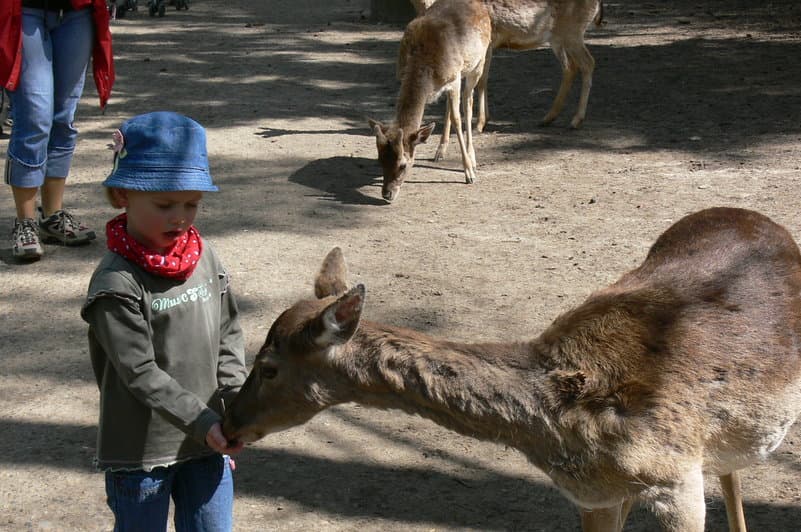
[398,163,407,172]
[260,366,278,380]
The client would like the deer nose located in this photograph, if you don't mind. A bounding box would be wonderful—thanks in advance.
[382,187,398,203]
[221,411,239,437]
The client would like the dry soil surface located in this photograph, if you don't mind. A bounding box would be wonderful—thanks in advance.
[1,0,801,530]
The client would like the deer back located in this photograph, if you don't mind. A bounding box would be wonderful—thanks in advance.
[534,208,801,466]
[486,0,602,50]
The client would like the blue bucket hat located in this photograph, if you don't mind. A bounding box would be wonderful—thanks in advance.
[103,111,218,192]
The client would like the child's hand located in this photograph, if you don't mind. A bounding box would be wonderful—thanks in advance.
[206,422,244,457]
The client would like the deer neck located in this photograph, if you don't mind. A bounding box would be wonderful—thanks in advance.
[395,75,433,133]
[334,322,558,449]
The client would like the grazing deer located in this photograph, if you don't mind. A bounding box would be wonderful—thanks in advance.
[422,0,603,163]
[368,0,491,202]
[224,207,801,531]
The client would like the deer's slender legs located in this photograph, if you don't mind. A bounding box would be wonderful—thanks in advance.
[437,46,492,163]
[447,76,477,184]
[463,68,482,168]
[720,471,747,532]
[434,97,452,161]
[475,47,492,132]
[542,38,595,128]
[567,42,594,128]
[541,41,576,126]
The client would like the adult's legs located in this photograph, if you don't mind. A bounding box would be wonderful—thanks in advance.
[5,8,56,220]
[40,177,66,216]
[5,8,55,258]
[11,186,38,221]
[5,8,94,250]
[42,8,93,216]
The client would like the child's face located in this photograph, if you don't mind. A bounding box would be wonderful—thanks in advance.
[114,189,204,253]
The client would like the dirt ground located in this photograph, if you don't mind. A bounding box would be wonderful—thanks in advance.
[1,0,801,530]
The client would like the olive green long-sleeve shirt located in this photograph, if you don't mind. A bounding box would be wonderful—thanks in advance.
[81,243,247,471]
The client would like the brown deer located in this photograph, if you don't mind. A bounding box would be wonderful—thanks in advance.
[368,0,491,202]
[224,207,801,531]
[418,0,602,163]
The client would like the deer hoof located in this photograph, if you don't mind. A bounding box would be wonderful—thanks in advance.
[434,146,447,162]
[465,169,476,184]
[570,116,585,129]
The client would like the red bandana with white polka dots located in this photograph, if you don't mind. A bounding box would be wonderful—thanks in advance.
[106,213,203,281]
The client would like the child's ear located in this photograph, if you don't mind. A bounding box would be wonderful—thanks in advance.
[108,188,130,208]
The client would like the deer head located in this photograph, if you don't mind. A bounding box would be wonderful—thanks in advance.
[368,119,435,203]
[223,248,365,443]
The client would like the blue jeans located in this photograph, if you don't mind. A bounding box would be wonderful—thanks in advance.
[105,454,234,532]
[4,7,93,188]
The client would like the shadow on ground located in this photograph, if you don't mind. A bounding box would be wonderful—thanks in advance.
[288,156,386,206]
[3,417,800,531]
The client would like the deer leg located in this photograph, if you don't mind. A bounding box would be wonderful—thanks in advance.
[475,48,492,133]
[541,43,577,127]
[567,42,595,129]
[463,71,481,169]
[580,504,624,532]
[719,471,747,532]
[434,96,452,162]
[447,82,476,184]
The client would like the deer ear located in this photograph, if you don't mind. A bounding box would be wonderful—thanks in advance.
[316,285,365,347]
[368,119,387,143]
[315,247,349,299]
[549,370,588,405]
[411,122,436,145]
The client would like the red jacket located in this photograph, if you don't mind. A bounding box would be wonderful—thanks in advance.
[0,0,115,108]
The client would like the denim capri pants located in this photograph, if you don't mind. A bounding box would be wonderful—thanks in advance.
[4,7,93,188]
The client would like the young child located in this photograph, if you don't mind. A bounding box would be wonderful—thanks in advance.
[81,111,247,531]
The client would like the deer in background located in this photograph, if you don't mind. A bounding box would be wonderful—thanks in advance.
[411,0,603,162]
[371,0,603,202]
[369,0,491,203]
[224,207,801,531]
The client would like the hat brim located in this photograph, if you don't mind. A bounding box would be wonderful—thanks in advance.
[103,168,219,192]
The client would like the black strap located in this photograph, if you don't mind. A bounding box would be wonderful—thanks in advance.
[22,0,75,11]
